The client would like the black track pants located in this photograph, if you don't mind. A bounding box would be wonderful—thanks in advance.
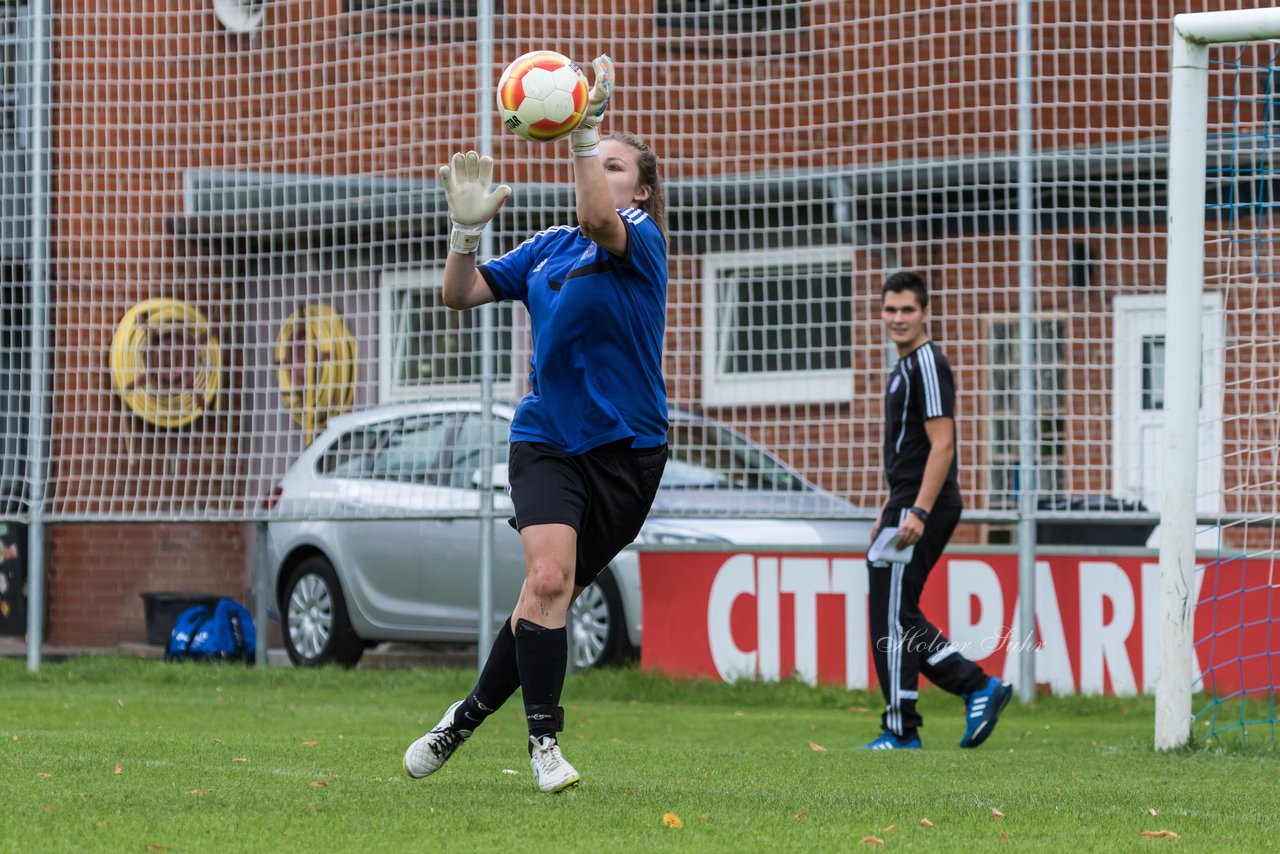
[867,504,988,737]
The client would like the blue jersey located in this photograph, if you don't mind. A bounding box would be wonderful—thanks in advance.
[479,207,669,455]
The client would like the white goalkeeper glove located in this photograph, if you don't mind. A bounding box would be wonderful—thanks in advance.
[569,55,614,158]
[438,150,512,254]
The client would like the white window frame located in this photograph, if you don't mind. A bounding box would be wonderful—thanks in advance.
[379,268,519,402]
[700,246,854,406]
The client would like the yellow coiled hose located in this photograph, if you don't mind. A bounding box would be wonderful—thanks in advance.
[275,303,357,444]
[109,298,222,429]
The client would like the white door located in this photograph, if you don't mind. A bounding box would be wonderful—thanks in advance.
[1112,294,1224,522]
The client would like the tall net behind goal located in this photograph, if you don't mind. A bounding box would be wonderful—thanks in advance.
[2,1,1195,526]
[1,0,1278,703]
[1194,37,1280,748]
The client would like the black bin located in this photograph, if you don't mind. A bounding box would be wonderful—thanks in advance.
[1036,496,1156,546]
[0,521,27,636]
[140,592,222,646]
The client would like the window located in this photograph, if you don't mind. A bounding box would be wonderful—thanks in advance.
[1139,333,1203,411]
[1141,335,1164,411]
[656,0,800,30]
[447,413,510,489]
[344,0,493,13]
[987,319,1067,510]
[701,247,853,405]
[0,6,27,143]
[343,0,499,38]
[317,427,386,478]
[368,415,452,483]
[380,269,518,400]
[655,0,805,56]
[667,418,807,492]
[0,268,28,504]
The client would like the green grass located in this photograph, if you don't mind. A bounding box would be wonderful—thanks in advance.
[1,658,1277,852]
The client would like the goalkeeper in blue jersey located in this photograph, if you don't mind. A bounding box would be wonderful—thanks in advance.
[404,55,669,794]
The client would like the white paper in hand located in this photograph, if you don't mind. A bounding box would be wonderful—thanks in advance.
[868,527,915,564]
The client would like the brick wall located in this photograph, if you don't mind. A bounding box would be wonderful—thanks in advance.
[46,522,247,646]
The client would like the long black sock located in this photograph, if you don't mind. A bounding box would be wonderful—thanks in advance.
[455,615,521,730]
[514,618,568,745]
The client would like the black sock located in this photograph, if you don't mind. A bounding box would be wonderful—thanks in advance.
[455,615,521,730]
[514,618,568,745]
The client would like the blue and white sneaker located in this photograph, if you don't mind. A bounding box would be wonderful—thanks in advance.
[862,731,922,750]
[960,676,1014,748]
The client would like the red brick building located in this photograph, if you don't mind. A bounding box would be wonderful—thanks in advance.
[0,1,1274,644]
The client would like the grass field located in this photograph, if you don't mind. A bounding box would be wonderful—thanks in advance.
[1,657,1277,852]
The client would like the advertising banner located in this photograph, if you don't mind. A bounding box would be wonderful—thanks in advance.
[639,551,1277,696]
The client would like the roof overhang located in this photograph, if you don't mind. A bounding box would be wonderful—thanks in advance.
[171,134,1274,255]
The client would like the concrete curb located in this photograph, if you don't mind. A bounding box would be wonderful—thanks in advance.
[0,638,476,670]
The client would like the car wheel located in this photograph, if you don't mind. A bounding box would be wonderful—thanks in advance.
[569,569,634,669]
[281,556,364,668]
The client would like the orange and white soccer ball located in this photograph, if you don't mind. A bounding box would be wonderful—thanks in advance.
[496,51,590,143]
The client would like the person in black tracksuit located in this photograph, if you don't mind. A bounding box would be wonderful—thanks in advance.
[863,271,1013,750]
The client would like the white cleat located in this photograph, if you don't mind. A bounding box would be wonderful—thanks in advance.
[404,700,472,779]
[528,735,580,793]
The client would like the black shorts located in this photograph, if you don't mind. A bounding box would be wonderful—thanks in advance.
[507,439,668,587]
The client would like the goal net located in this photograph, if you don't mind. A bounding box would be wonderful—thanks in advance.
[1156,8,1280,749]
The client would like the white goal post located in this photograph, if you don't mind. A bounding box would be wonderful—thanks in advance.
[1156,7,1280,751]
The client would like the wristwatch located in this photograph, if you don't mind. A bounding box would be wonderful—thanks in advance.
[908,506,930,523]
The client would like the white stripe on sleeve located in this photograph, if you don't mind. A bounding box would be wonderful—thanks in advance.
[918,344,943,418]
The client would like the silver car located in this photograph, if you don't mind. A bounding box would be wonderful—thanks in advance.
[265,401,873,668]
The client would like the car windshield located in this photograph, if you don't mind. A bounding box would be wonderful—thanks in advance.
[665,419,808,492]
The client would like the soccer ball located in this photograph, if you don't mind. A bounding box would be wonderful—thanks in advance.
[496,51,589,143]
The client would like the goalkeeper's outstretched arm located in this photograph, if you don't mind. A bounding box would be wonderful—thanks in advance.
[438,150,510,310]
[570,55,629,257]
[441,251,492,311]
